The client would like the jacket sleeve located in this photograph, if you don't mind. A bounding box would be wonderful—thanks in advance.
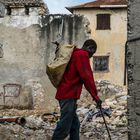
[75,51,100,102]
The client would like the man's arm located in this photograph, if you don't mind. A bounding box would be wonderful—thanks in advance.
[75,51,100,102]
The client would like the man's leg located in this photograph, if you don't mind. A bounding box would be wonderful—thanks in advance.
[69,105,80,140]
[52,99,77,140]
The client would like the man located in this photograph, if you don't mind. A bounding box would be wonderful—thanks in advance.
[52,39,102,140]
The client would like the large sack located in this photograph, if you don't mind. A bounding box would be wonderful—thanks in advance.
[47,44,75,88]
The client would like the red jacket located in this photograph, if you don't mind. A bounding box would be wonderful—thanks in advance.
[55,48,100,102]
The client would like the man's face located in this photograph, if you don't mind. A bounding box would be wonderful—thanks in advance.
[88,46,96,58]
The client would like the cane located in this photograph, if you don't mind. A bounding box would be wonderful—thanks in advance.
[100,107,112,140]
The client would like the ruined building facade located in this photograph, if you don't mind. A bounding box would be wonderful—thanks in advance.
[67,0,128,87]
[0,1,91,111]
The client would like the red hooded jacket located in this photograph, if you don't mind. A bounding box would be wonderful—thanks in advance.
[55,48,100,102]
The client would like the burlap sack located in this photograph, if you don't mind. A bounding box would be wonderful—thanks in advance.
[47,45,75,88]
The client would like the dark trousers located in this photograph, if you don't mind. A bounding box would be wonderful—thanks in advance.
[52,99,80,140]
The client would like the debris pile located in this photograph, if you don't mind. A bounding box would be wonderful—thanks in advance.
[0,81,127,140]
[78,81,128,140]
[0,115,54,140]
[96,80,124,97]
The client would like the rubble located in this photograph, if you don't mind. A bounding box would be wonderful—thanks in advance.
[0,80,128,140]
[96,80,124,100]
[0,115,54,140]
[78,80,128,140]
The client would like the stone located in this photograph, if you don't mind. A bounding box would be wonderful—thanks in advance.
[109,125,116,130]
[77,107,89,115]
[111,116,121,125]
[84,132,93,138]
[118,100,127,106]
[107,84,115,90]
[112,110,123,117]
[115,92,127,99]
[121,116,127,124]
[116,106,126,110]
[89,104,96,110]
[116,122,126,127]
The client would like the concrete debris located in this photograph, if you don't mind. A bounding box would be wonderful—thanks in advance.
[95,80,124,100]
[78,81,128,140]
[0,115,54,140]
[0,81,127,140]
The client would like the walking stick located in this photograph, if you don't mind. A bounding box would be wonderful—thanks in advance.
[100,107,112,140]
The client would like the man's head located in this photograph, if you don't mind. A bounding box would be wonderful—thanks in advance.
[82,39,97,58]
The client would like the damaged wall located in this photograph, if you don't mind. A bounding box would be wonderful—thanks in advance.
[0,9,43,28]
[0,14,90,111]
[41,14,90,64]
[127,0,140,139]
[73,8,127,87]
[0,24,49,110]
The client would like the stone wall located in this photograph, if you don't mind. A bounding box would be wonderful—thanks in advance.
[0,14,90,111]
[127,0,140,139]
[41,14,90,64]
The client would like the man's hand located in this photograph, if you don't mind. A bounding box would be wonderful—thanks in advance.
[96,99,102,109]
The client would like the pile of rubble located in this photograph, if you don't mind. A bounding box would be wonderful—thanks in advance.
[78,80,128,140]
[0,115,54,140]
[78,91,127,140]
[96,80,124,99]
[0,81,128,140]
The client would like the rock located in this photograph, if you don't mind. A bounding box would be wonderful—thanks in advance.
[115,92,127,99]
[84,132,93,137]
[77,107,89,115]
[109,125,116,130]
[105,102,116,109]
[118,100,127,107]
[25,115,45,129]
[89,104,96,110]
[96,123,102,128]
[116,122,126,127]
[112,110,123,117]
[121,116,127,124]
[111,116,121,125]
[116,106,126,110]
[23,129,34,136]
[41,113,59,123]
[95,117,104,124]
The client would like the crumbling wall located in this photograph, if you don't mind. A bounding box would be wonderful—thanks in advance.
[0,24,51,110]
[41,14,90,64]
[0,14,90,111]
[127,0,140,139]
